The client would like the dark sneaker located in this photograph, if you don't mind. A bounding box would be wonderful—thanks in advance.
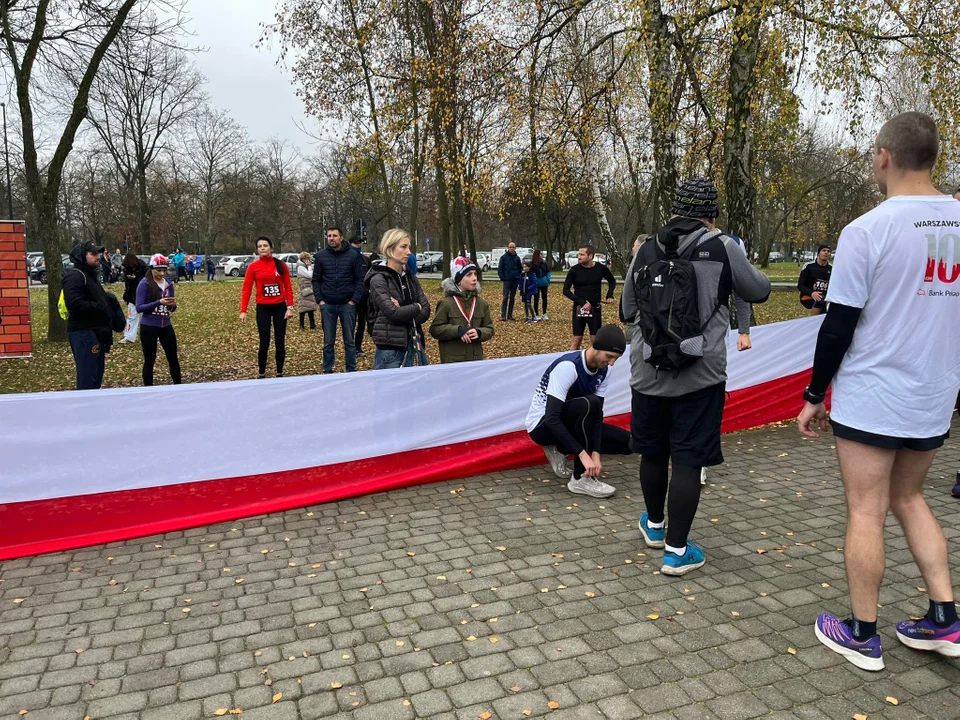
[952,482,960,498]
[638,512,665,549]
[895,617,960,657]
[814,613,884,671]
[661,541,705,576]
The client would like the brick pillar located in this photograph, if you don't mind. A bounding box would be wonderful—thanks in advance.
[0,222,32,358]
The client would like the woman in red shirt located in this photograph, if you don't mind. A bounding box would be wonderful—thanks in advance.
[240,236,295,378]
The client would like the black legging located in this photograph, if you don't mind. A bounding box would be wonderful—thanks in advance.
[529,394,632,478]
[141,324,182,386]
[256,303,288,376]
[639,454,701,548]
[534,285,549,315]
[300,310,316,329]
[355,299,368,352]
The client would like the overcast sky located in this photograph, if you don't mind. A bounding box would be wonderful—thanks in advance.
[189,0,318,152]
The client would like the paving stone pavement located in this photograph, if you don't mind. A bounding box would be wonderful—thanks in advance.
[4,418,960,720]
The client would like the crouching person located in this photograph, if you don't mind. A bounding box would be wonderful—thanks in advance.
[429,263,494,363]
[525,324,634,498]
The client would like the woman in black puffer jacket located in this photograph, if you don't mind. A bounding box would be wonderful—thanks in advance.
[365,228,430,370]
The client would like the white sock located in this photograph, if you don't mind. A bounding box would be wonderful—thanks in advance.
[665,543,686,556]
[647,519,664,529]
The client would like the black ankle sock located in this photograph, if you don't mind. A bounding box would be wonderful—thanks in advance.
[849,616,877,641]
[927,600,958,628]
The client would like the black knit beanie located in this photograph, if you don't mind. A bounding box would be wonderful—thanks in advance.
[593,325,627,354]
[673,176,720,220]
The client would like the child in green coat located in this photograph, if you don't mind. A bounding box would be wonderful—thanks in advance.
[429,264,495,363]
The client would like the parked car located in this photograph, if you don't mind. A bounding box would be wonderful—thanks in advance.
[238,256,257,277]
[565,251,579,269]
[769,251,784,261]
[420,251,443,272]
[275,253,300,276]
[223,255,254,277]
[31,255,73,284]
[26,252,43,266]
[476,252,491,271]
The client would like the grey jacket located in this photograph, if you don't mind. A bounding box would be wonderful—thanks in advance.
[365,261,430,350]
[622,217,771,397]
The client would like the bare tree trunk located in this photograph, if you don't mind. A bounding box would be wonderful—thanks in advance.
[137,167,152,253]
[586,153,626,273]
[722,0,764,257]
[0,0,138,341]
[643,0,679,228]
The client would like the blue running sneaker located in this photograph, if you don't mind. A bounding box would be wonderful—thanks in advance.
[638,512,665,549]
[896,617,960,657]
[661,541,705,576]
[814,613,884,671]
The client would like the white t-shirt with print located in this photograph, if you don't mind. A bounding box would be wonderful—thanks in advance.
[828,195,960,438]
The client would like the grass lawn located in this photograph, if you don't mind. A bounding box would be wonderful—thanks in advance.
[0,280,807,394]
[758,261,806,282]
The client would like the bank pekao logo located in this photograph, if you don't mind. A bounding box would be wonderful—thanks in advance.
[917,289,926,296]
[924,232,960,283]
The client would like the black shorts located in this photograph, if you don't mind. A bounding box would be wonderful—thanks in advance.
[572,307,602,337]
[831,421,948,452]
[631,383,726,467]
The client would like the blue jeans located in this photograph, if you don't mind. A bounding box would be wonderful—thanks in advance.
[69,330,106,390]
[374,334,429,370]
[321,303,357,373]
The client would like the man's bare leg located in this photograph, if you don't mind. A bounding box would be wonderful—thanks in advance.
[836,437,896,622]
[889,448,952,602]
[571,335,583,350]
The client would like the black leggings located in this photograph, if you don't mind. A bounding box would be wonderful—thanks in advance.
[639,454,701,548]
[141,324,182,386]
[534,286,548,315]
[257,303,287,375]
[300,310,316,329]
[529,394,632,478]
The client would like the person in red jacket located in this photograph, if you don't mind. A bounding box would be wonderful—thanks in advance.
[240,236,295,378]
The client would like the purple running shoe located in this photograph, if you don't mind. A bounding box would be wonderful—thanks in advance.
[814,612,884,671]
[896,617,960,657]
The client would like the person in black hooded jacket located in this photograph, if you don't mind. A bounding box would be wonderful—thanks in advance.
[62,241,112,389]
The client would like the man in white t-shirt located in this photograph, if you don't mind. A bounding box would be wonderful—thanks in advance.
[798,112,960,672]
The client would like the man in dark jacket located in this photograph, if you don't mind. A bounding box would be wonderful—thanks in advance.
[350,236,372,358]
[62,241,112,390]
[497,242,523,320]
[312,226,366,373]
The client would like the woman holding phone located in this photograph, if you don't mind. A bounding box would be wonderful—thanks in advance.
[136,254,182,386]
[240,236,295,378]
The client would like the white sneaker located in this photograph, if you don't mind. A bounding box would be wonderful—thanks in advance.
[543,445,572,479]
[700,467,707,486]
[568,476,616,498]
[542,314,549,320]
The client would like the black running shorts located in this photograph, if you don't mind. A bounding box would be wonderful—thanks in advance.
[631,383,726,467]
[572,307,602,337]
[831,421,948,452]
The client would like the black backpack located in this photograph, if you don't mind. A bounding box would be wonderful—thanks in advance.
[634,229,713,375]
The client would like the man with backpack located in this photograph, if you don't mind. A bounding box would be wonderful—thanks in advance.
[62,241,115,390]
[622,177,771,576]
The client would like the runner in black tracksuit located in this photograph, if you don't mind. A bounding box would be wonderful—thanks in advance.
[563,245,616,350]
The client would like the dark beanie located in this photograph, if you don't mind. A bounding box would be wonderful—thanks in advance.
[673,176,720,220]
[593,325,627,354]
